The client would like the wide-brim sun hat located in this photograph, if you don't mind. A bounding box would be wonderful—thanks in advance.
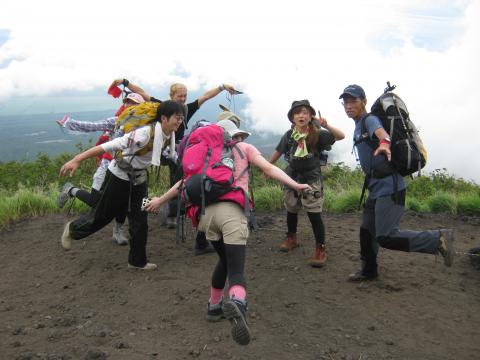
[217,105,242,128]
[287,100,316,121]
[217,119,251,139]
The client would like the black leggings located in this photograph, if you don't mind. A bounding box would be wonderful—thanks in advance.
[287,211,325,245]
[210,239,246,290]
[75,188,126,224]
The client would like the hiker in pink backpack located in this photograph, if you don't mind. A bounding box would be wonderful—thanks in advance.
[145,118,310,346]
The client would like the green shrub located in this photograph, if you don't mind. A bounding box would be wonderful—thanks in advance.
[253,185,283,212]
[457,196,480,216]
[0,188,56,228]
[323,188,335,213]
[406,197,422,212]
[427,192,457,214]
[330,189,361,213]
[406,176,436,200]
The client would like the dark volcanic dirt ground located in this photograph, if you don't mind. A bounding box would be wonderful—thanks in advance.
[1,211,480,360]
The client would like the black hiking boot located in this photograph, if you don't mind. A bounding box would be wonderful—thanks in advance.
[206,300,225,322]
[348,269,378,282]
[223,298,250,345]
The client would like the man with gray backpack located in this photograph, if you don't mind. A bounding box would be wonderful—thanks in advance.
[340,83,455,281]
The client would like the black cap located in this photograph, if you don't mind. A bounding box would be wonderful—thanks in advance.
[287,100,316,122]
[339,84,366,99]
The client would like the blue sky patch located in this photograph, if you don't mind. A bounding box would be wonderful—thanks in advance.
[369,2,466,54]
[407,2,465,52]
[0,28,10,47]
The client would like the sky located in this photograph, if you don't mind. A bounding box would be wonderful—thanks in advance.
[0,0,479,182]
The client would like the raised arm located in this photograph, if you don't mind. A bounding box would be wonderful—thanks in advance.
[197,83,237,107]
[110,78,151,102]
[56,115,117,133]
[316,117,345,140]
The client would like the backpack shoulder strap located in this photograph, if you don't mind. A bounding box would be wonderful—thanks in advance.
[354,113,376,148]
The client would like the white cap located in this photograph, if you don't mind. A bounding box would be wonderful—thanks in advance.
[217,120,251,139]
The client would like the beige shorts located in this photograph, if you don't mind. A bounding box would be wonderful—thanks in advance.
[284,181,324,214]
[198,202,249,245]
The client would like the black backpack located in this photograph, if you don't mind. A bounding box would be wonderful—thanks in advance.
[358,82,427,177]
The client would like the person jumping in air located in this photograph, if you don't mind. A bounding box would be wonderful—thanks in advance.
[59,100,184,270]
[144,118,311,345]
[339,84,454,281]
[57,131,129,245]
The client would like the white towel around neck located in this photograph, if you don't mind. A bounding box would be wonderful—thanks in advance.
[151,122,175,166]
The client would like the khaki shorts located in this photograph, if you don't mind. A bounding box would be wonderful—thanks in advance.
[284,181,324,214]
[198,202,249,245]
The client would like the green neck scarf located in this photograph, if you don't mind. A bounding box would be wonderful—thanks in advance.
[291,128,309,157]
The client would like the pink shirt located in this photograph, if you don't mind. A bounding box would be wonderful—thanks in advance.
[232,142,261,194]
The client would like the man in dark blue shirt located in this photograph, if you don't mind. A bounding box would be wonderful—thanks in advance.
[340,84,455,281]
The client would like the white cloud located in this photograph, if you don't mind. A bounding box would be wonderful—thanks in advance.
[0,0,479,182]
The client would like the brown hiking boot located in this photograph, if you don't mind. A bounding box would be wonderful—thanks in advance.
[308,244,327,268]
[280,233,299,252]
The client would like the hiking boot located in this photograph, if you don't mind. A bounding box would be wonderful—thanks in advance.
[348,270,378,282]
[223,298,250,346]
[61,221,72,250]
[438,229,455,267]
[194,243,216,256]
[206,300,225,322]
[279,233,299,252]
[308,244,327,268]
[127,263,157,270]
[112,221,129,246]
[166,217,177,229]
[56,182,74,209]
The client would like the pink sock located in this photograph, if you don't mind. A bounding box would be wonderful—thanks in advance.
[209,287,224,305]
[228,285,246,302]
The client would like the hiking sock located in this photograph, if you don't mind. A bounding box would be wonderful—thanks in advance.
[210,287,224,305]
[228,285,246,302]
[70,187,80,197]
[287,211,298,234]
[307,212,325,245]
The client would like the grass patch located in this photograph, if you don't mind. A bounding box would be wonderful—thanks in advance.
[253,185,283,212]
[329,189,361,213]
[427,192,457,214]
[457,195,480,216]
[0,188,57,228]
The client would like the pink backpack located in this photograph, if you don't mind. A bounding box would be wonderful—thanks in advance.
[181,124,249,225]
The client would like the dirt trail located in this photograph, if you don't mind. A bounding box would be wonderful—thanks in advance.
[1,212,479,360]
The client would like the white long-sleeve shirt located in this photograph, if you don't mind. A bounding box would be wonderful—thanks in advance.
[101,126,169,181]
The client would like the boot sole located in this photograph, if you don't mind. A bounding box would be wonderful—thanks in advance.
[223,301,250,345]
[279,244,300,253]
[112,238,128,246]
[61,221,72,250]
[205,313,225,322]
[443,230,455,267]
